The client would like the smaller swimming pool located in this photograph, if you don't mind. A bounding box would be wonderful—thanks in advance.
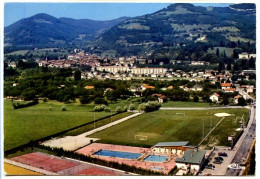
[93,150,142,159]
[144,155,169,162]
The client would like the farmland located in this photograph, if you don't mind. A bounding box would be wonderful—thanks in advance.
[4,99,132,151]
[90,109,249,148]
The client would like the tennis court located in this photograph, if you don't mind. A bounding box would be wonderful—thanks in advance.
[10,152,80,173]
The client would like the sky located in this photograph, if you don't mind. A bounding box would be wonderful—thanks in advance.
[4,3,233,27]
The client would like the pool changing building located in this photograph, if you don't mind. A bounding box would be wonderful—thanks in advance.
[152,141,195,155]
[175,149,206,171]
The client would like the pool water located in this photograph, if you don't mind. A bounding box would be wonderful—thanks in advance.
[144,155,169,162]
[93,150,142,159]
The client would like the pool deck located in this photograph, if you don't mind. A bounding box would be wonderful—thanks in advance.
[76,143,176,174]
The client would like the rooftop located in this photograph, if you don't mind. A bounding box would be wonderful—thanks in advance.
[175,149,206,165]
[154,141,189,147]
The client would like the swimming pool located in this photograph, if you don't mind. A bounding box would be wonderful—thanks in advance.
[93,150,142,159]
[144,155,169,162]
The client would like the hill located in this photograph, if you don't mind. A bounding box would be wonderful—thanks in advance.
[92,3,256,57]
[4,13,129,48]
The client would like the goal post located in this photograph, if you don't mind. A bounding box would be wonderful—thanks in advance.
[135,135,148,141]
[176,113,185,117]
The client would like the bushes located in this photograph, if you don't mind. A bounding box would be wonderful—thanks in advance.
[128,103,136,111]
[94,105,107,112]
[61,105,67,111]
[138,101,162,112]
[116,106,128,113]
[12,100,38,109]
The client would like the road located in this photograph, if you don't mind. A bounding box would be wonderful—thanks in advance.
[160,106,250,110]
[225,105,256,176]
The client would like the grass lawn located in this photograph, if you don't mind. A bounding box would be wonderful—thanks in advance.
[161,101,211,108]
[90,109,249,148]
[4,99,132,151]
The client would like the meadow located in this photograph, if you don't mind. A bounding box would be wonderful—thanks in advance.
[4,99,132,151]
[90,108,249,148]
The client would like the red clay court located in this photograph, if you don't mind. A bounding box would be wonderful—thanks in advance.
[9,152,128,175]
[74,167,119,175]
[10,152,79,172]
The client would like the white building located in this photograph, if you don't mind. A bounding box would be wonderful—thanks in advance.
[210,93,220,102]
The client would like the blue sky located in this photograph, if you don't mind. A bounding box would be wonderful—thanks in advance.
[4,3,233,26]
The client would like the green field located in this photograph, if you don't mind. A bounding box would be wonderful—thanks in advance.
[4,99,132,151]
[90,109,249,148]
[6,50,29,56]
[162,101,211,108]
[207,47,241,57]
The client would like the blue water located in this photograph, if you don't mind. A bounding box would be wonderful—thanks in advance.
[93,150,142,159]
[144,155,169,162]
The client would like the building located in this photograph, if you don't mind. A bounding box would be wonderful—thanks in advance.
[84,86,94,90]
[152,94,167,103]
[191,85,203,91]
[152,141,194,155]
[141,84,155,91]
[210,93,220,102]
[175,149,206,172]
[221,83,232,90]
[241,85,254,93]
[96,66,130,74]
[234,95,243,104]
[224,88,236,93]
[131,67,167,75]
[239,52,249,59]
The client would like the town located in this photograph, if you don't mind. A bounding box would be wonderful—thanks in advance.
[3,2,256,177]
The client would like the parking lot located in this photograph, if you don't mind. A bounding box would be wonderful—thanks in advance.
[200,148,234,176]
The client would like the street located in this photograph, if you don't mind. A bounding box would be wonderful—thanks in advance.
[200,105,255,176]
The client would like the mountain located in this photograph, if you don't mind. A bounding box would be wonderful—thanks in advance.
[92,3,256,57]
[4,13,129,48]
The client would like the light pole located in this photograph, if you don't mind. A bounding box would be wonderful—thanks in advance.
[94,111,96,129]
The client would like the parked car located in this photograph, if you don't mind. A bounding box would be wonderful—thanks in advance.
[205,164,215,169]
[214,157,224,161]
[218,152,228,157]
[213,160,222,164]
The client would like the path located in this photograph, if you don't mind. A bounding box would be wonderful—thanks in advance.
[42,113,142,151]
[198,117,225,146]
[160,106,250,110]
[79,112,141,137]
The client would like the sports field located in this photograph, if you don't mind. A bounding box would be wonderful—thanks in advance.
[90,108,249,148]
[4,163,43,175]
[4,99,132,151]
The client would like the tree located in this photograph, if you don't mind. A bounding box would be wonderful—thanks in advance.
[94,97,108,105]
[193,96,199,102]
[248,57,255,69]
[216,48,220,57]
[74,70,81,81]
[238,98,246,106]
[227,63,232,70]
[222,98,229,106]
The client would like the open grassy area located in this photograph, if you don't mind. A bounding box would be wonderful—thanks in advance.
[161,101,211,108]
[4,99,133,151]
[6,50,29,56]
[207,47,240,57]
[64,112,133,136]
[90,109,249,148]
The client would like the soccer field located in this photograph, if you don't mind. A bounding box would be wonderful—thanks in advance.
[4,99,131,151]
[90,108,249,148]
